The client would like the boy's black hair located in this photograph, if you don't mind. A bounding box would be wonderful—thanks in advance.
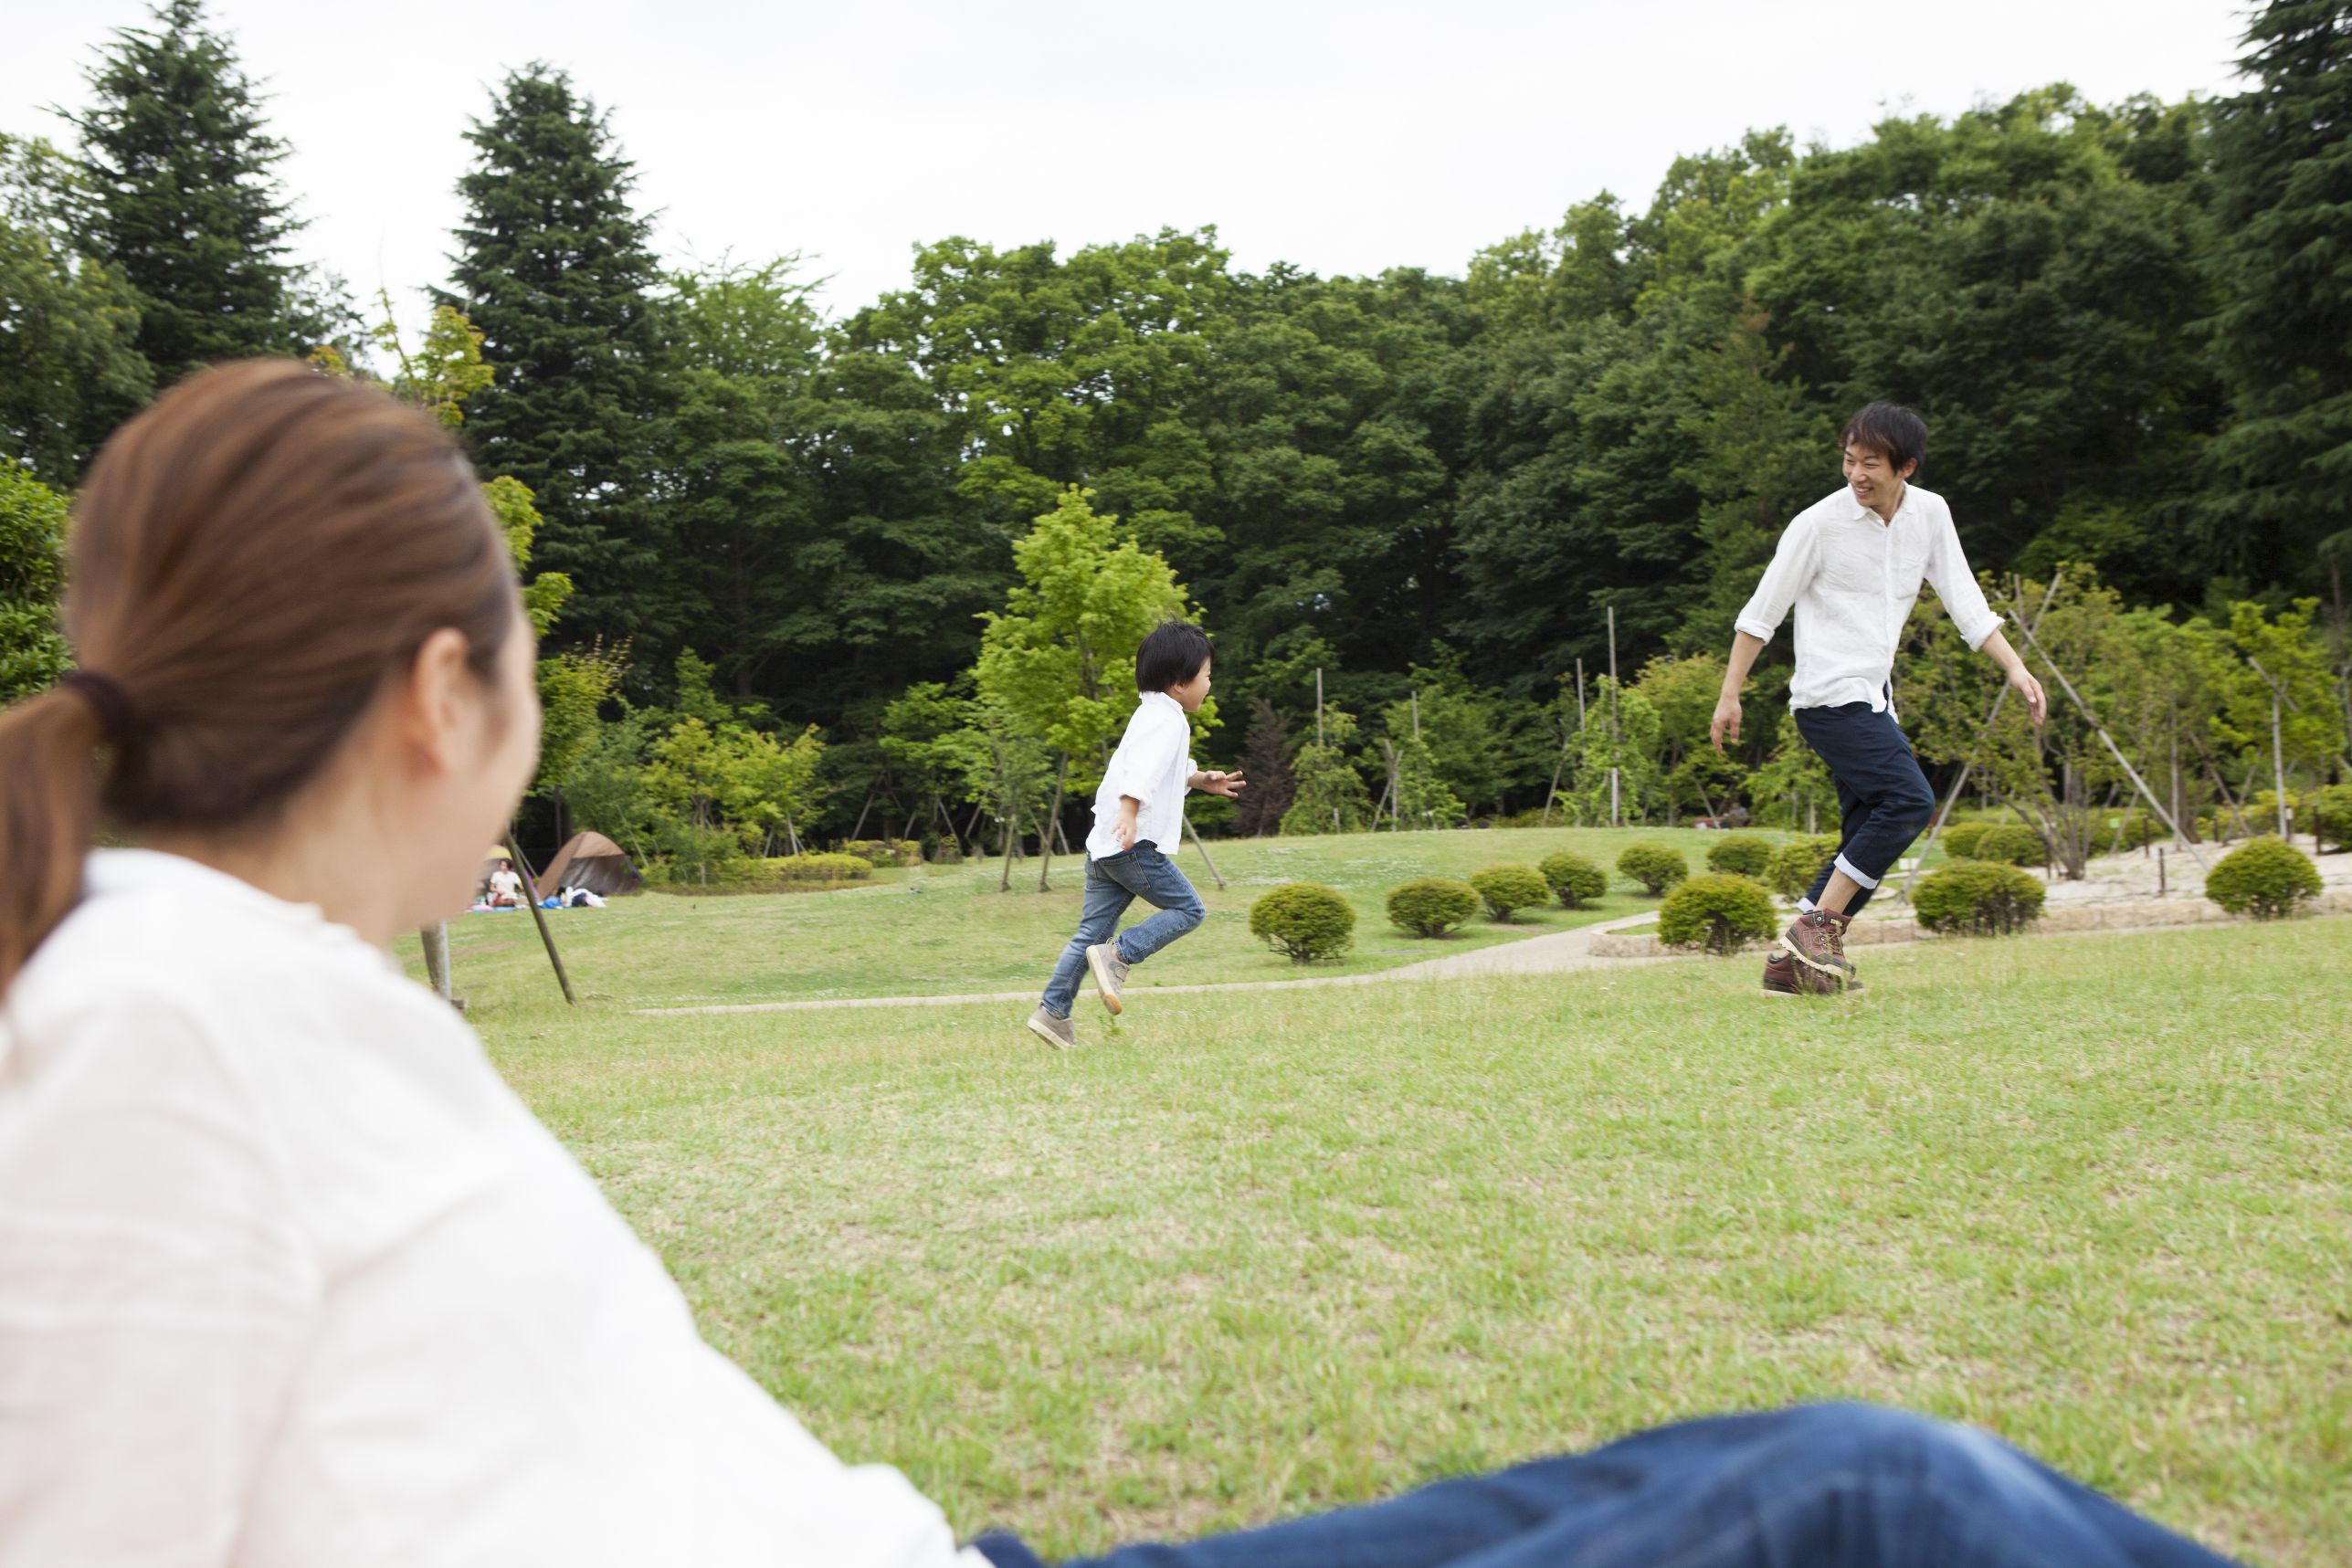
[1839,401,1927,476]
[1135,620,1214,693]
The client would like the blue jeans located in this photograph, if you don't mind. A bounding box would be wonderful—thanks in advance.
[1793,702,1938,916]
[969,1404,2238,1568]
[1039,845,1207,1019]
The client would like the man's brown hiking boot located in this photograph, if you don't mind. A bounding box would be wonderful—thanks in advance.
[1780,907,1854,979]
[1025,1006,1077,1050]
[1085,942,1131,1015]
[1762,950,1841,996]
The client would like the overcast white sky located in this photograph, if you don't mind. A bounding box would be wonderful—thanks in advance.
[7,0,2252,333]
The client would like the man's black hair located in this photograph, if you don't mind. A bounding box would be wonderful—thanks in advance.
[1840,401,1927,477]
[1135,620,1213,693]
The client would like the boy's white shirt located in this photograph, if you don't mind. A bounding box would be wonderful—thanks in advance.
[0,848,986,1568]
[1084,691,1196,860]
[1734,483,2002,712]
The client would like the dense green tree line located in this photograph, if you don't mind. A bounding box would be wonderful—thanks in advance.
[4,0,2348,864]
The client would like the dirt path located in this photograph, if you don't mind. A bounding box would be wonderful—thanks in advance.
[632,910,1668,1017]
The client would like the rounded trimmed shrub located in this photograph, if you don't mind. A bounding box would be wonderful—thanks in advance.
[1539,849,1608,909]
[1764,834,1841,900]
[1385,876,1481,938]
[2204,836,2324,921]
[1938,821,1990,860]
[1703,833,1773,878]
[1914,861,2046,936]
[1250,881,1356,963]
[1616,842,1689,896]
[2309,783,2352,854]
[1657,873,1778,955]
[1469,863,1552,922]
[1973,824,2049,868]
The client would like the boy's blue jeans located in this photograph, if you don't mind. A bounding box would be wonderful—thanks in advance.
[971,1403,2238,1568]
[1039,845,1206,1019]
[1792,701,1939,917]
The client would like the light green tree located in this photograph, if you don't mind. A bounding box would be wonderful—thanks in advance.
[719,722,827,854]
[1559,677,1662,825]
[878,680,976,849]
[2220,600,2345,809]
[1281,706,1375,835]
[1378,692,1465,829]
[532,638,625,802]
[368,291,497,428]
[1635,651,1745,825]
[1388,661,1503,816]
[973,487,1196,889]
[943,696,1060,889]
[1388,730,1464,830]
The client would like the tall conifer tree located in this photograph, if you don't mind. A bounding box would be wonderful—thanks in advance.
[2204,0,2352,592]
[64,0,331,377]
[443,66,669,644]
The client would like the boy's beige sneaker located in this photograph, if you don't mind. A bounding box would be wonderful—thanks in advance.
[1086,942,1131,1015]
[1025,1006,1076,1050]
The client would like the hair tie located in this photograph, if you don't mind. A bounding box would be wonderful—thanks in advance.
[59,670,135,745]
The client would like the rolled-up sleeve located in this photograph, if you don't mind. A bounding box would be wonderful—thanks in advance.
[1734,512,1819,644]
[1925,509,2001,650]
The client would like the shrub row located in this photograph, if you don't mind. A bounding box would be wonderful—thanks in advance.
[838,837,922,867]
[1252,829,2331,966]
[765,851,874,882]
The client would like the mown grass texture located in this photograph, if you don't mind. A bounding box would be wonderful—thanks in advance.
[464,903,2347,1564]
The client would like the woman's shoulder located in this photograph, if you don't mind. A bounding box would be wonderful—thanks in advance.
[7,851,454,1077]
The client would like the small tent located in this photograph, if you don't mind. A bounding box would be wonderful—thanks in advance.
[536,831,642,898]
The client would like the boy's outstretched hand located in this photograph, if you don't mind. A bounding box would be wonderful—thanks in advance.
[1192,768,1247,797]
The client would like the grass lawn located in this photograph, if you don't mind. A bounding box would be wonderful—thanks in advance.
[406,826,1771,1007]
[460,870,2350,1564]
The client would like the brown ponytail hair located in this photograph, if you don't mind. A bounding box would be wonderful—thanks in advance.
[0,359,521,992]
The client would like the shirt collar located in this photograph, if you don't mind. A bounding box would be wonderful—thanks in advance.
[1843,484,1913,527]
[1138,690,1185,718]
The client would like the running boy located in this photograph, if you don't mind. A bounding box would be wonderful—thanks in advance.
[1027,621,1245,1048]
[1711,401,2047,995]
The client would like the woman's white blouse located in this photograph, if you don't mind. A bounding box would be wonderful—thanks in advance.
[0,850,977,1568]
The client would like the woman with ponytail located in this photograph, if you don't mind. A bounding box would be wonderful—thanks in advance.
[0,362,974,1566]
[0,363,2242,1568]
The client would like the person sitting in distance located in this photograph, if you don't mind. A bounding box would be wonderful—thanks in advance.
[485,856,525,908]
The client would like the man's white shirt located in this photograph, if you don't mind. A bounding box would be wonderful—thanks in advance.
[1084,690,1196,860]
[1734,483,2001,711]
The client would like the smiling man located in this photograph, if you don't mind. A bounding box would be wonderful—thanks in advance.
[1709,401,2047,995]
